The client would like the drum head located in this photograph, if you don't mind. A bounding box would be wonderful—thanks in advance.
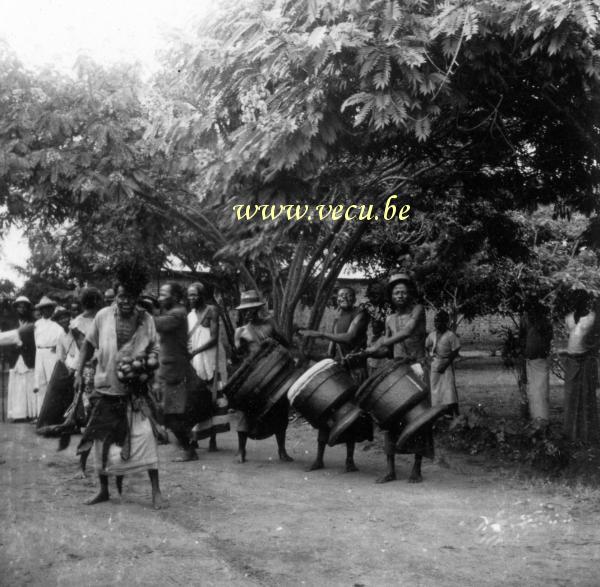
[287,358,335,405]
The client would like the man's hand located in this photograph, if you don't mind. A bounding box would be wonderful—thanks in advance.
[74,372,83,395]
[298,329,321,339]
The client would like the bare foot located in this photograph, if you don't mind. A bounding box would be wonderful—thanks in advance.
[279,452,294,462]
[408,472,423,483]
[345,460,359,473]
[236,452,246,464]
[173,450,199,463]
[152,490,164,510]
[375,472,397,484]
[86,491,109,505]
[306,460,324,472]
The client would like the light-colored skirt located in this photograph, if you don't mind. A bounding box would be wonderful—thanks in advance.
[7,356,37,420]
[93,409,159,475]
[526,358,550,421]
[430,360,458,406]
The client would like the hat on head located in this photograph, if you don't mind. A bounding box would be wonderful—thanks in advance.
[13,295,32,308]
[52,306,70,320]
[387,272,415,297]
[35,295,58,309]
[235,290,266,311]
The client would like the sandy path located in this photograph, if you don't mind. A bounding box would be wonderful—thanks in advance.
[1,420,599,586]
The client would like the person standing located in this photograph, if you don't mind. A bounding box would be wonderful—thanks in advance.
[425,310,461,416]
[33,296,63,418]
[233,290,293,464]
[1,296,36,421]
[519,300,553,425]
[156,281,208,462]
[74,277,163,508]
[103,288,116,307]
[56,307,79,371]
[299,286,372,472]
[364,273,432,483]
[187,282,229,451]
[563,291,599,443]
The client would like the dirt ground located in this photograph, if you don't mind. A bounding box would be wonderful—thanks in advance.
[2,360,600,586]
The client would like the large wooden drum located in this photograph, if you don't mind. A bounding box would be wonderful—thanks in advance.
[396,400,448,450]
[356,361,428,430]
[287,359,356,428]
[223,340,297,418]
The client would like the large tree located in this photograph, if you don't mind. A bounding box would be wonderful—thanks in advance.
[153,0,600,337]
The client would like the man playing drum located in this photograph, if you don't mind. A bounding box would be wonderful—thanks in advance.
[363,273,433,483]
[299,286,372,472]
[233,290,293,464]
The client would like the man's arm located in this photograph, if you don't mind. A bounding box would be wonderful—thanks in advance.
[374,305,424,349]
[363,317,394,358]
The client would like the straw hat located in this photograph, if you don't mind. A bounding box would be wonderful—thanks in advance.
[13,295,32,308]
[387,272,415,297]
[235,290,266,311]
[35,295,58,309]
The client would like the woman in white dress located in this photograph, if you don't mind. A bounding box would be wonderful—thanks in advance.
[33,296,64,418]
[0,296,37,421]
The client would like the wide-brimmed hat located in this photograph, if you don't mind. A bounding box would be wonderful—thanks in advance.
[235,290,266,311]
[12,295,32,308]
[52,306,70,320]
[387,272,415,297]
[35,295,58,309]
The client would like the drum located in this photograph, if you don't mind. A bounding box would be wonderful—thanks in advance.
[224,340,296,418]
[396,401,448,451]
[356,360,428,429]
[287,359,357,428]
[36,360,74,432]
[326,401,373,447]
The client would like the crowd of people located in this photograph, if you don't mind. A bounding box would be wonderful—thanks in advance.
[0,270,598,508]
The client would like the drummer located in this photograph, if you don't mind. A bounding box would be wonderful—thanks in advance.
[299,286,372,472]
[233,290,293,464]
[363,273,433,484]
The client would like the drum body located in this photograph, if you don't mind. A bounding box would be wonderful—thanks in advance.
[224,341,297,418]
[356,361,427,429]
[37,360,74,431]
[288,359,356,429]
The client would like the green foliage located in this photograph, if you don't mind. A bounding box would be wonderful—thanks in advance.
[437,405,572,475]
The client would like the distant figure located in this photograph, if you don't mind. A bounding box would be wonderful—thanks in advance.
[0,296,36,421]
[563,291,598,443]
[33,296,63,418]
[519,300,553,424]
[104,288,116,307]
[425,310,461,416]
[69,299,82,320]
